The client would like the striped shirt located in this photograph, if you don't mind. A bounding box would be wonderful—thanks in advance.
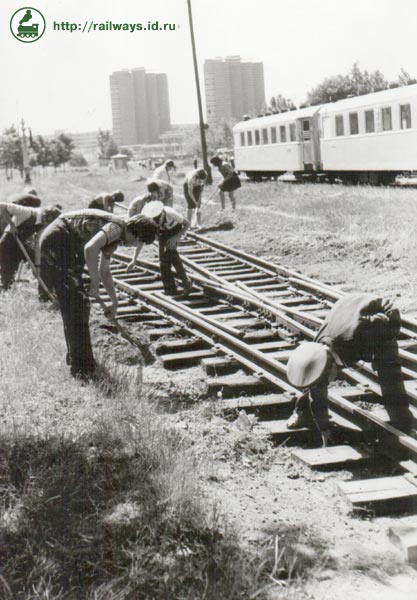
[59,209,125,245]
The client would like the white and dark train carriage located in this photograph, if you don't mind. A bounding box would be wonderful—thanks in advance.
[233,84,417,184]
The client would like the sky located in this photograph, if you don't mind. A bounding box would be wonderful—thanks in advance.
[1,0,417,136]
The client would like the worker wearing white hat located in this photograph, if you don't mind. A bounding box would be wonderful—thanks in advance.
[286,293,414,442]
[127,201,193,297]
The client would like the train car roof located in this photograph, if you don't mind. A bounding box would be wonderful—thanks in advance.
[320,83,417,114]
[233,105,322,131]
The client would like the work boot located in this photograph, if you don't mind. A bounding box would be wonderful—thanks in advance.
[287,410,312,430]
[182,281,194,297]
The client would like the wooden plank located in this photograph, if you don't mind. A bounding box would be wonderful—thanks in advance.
[255,419,311,444]
[292,445,371,469]
[218,393,293,413]
[146,327,181,340]
[389,522,417,564]
[202,356,239,376]
[155,338,208,354]
[339,475,417,515]
[207,374,273,398]
[160,348,216,368]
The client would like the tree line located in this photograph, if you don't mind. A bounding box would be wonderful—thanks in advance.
[266,64,417,115]
[0,127,131,178]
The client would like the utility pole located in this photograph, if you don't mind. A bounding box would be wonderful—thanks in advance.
[186,0,212,184]
[20,119,31,184]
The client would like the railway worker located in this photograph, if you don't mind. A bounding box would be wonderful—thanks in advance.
[286,293,414,443]
[152,159,176,183]
[9,191,41,208]
[147,180,174,207]
[88,190,124,213]
[0,202,61,291]
[40,209,157,379]
[183,168,207,228]
[127,192,152,218]
[127,200,192,297]
[210,155,241,211]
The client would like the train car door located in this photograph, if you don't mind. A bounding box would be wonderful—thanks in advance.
[298,116,321,171]
[300,119,313,170]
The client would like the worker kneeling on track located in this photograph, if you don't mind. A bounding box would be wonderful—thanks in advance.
[0,201,61,291]
[40,208,157,380]
[286,293,414,445]
[127,200,193,297]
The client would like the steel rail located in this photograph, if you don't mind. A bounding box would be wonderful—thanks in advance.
[109,263,417,464]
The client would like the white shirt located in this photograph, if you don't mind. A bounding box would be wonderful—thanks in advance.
[0,203,41,232]
[159,207,184,232]
[152,164,171,182]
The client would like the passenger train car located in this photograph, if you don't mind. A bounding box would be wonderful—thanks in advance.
[233,84,417,184]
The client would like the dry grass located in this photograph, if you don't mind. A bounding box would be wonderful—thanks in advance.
[0,281,285,599]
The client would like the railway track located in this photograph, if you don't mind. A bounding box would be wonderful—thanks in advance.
[97,231,417,515]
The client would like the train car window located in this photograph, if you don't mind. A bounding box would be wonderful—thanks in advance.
[335,115,344,136]
[262,128,268,144]
[303,120,310,131]
[400,104,412,129]
[280,125,287,142]
[289,123,296,141]
[381,107,392,131]
[365,110,375,133]
[271,127,277,143]
[255,130,260,145]
[240,132,246,146]
[247,131,253,146]
[349,112,359,135]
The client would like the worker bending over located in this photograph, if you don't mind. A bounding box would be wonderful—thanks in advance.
[183,168,207,228]
[88,190,124,212]
[152,159,176,183]
[127,200,192,297]
[0,202,61,290]
[286,293,414,444]
[210,155,241,211]
[40,209,157,379]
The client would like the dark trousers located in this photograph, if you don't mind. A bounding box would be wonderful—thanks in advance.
[158,232,189,295]
[373,340,413,430]
[295,340,413,432]
[0,232,35,290]
[41,228,96,376]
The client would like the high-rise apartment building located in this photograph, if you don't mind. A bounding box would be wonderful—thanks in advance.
[204,56,265,127]
[110,68,171,145]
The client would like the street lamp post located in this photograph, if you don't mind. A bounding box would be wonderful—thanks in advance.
[186,0,212,184]
[20,119,31,185]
